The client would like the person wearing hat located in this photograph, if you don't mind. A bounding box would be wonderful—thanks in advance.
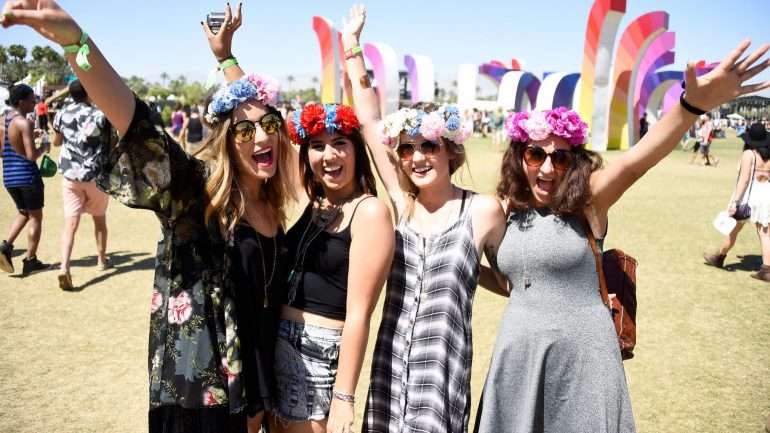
[706,122,770,280]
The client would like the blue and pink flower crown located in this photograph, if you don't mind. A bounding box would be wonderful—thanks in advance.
[287,103,361,144]
[505,107,588,147]
[378,105,473,147]
[205,73,280,124]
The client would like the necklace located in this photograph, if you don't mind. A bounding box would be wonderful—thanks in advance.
[255,234,277,308]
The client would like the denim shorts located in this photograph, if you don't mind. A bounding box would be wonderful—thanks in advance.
[274,319,342,422]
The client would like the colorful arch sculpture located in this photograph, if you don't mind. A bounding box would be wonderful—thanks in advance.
[629,32,676,144]
[661,62,718,114]
[605,11,669,150]
[312,16,342,104]
[498,71,541,111]
[363,42,400,115]
[404,54,435,104]
[578,0,627,150]
[645,71,683,119]
[536,73,581,109]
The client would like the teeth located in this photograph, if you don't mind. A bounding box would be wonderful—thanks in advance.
[253,147,271,156]
[324,166,341,173]
[413,166,432,174]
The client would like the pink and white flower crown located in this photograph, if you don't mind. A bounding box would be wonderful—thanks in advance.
[378,105,473,147]
[504,107,588,146]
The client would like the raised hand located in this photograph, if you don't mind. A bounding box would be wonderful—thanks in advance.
[1,0,82,46]
[684,40,770,111]
[341,4,366,47]
[202,1,242,62]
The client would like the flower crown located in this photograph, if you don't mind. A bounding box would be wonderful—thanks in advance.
[378,105,473,147]
[287,103,361,143]
[504,107,588,147]
[205,73,280,124]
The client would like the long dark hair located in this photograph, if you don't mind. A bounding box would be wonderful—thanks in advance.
[497,140,603,216]
[299,127,378,201]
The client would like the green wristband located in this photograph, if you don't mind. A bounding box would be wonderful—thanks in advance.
[62,31,92,71]
[219,57,238,70]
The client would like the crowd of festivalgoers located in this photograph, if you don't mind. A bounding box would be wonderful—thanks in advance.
[1,2,770,433]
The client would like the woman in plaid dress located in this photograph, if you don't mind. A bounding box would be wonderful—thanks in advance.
[339,6,508,433]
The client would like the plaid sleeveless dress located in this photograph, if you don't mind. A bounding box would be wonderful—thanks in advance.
[364,191,479,433]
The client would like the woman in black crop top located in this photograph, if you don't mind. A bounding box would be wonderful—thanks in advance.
[264,102,394,433]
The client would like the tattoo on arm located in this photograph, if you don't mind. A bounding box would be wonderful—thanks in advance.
[359,74,371,89]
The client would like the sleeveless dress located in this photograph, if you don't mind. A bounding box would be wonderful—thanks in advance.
[747,153,770,227]
[474,209,635,433]
[364,191,479,433]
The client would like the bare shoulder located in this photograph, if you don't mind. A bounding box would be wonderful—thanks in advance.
[352,196,392,228]
[471,193,505,220]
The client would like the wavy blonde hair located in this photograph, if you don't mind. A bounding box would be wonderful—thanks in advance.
[194,114,295,237]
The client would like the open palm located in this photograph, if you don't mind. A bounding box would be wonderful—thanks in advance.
[2,0,82,46]
[342,3,366,41]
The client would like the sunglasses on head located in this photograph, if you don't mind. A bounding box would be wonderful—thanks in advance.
[396,141,440,161]
[522,145,574,172]
[230,111,283,142]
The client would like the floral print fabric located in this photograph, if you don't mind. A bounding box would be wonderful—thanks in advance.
[96,98,245,416]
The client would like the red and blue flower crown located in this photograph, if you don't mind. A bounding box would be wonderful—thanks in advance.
[287,103,361,143]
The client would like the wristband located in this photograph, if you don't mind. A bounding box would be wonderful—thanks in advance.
[344,46,363,61]
[332,389,355,403]
[679,91,707,116]
[219,57,238,70]
[62,31,92,71]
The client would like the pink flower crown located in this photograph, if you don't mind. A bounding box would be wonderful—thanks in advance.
[378,105,473,147]
[504,107,588,146]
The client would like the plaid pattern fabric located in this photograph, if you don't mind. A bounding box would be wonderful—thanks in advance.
[364,192,479,433]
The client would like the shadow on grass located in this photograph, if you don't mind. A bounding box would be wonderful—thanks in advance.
[65,251,155,292]
[723,254,763,272]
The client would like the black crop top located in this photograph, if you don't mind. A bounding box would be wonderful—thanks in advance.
[284,197,373,320]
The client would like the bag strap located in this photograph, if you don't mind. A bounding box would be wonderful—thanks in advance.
[731,151,757,206]
[581,218,611,309]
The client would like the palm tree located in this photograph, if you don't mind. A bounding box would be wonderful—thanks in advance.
[287,74,295,92]
[160,72,169,88]
[312,76,319,92]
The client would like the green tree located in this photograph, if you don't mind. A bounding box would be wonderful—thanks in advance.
[287,74,295,92]
[7,44,27,62]
[28,45,70,85]
[160,72,169,87]
[124,75,150,96]
[5,44,29,82]
[0,45,7,66]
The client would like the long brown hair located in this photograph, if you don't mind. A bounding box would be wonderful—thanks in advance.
[497,140,602,216]
[194,113,295,237]
[298,127,378,202]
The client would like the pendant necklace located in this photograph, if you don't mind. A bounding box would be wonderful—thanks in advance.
[255,234,277,308]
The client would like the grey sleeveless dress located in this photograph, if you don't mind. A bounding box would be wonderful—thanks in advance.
[474,209,635,433]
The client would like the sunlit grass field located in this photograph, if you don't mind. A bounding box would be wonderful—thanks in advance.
[1,131,768,432]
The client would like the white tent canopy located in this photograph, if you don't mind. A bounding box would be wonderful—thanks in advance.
[726,113,745,120]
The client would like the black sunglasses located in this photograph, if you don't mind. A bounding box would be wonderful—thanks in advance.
[522,145,574,172]
[230,111,283,142]
[396,141,440,161]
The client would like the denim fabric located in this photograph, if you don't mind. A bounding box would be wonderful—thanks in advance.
[274,319,342,422]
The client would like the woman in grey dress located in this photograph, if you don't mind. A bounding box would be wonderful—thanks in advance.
[476,42,770,433]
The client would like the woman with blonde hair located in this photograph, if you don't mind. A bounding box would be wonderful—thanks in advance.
[339,6,508,433]
[2,2,297,432]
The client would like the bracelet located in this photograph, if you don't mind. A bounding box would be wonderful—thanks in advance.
[332,389,355,403]
[679,91,707,116]
[61,31,92,71]
[344,46,363,61]
[219,57,238,70]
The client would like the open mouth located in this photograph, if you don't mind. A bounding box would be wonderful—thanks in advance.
[252,147,273,167]
[536,178,554,192]
[412,165,433,176]
[323,165,343,179]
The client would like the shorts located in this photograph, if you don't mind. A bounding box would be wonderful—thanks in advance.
[273,319,342,422]
[699,143,711,155]
[6,179,44,211]
[62,178,109,217]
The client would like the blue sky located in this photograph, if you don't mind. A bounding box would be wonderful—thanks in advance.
[2,0,770,96]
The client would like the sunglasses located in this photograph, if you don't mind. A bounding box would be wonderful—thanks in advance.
[396,141,440,161]
[522,145,574,172]
[230,111,283,142]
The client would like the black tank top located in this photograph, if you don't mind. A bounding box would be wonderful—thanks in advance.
[187,116,203,143]
[285,196,374,320]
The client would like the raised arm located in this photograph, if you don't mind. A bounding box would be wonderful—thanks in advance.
[590,40,770,214]
[2,0,135,136]
[202,2,246,83]
[341,5,408,214]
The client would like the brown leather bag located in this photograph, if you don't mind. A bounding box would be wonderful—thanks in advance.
[583,221,638,361]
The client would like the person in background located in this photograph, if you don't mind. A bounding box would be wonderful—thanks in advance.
[639,112,649,140]
[52,79,113,291]
[170,102,184,138]
[181,105,204,151]
[35,96,49,132]
[0,84,51,275]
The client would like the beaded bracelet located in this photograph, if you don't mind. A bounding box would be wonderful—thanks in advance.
[333,389,355,403]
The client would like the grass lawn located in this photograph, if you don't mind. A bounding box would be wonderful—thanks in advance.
[1,132,768,432]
